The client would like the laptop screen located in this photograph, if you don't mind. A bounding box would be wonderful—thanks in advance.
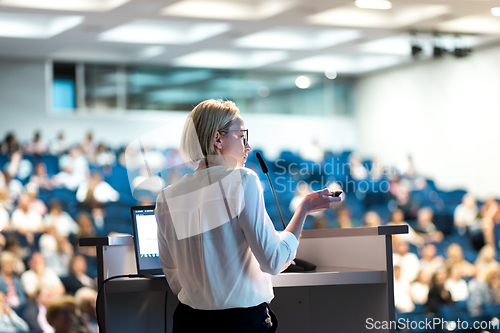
[130,205,163,276]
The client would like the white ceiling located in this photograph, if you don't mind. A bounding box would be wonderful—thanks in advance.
[1,0,500,75]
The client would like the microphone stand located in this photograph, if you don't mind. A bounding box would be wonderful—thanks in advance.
[255,152,316,272]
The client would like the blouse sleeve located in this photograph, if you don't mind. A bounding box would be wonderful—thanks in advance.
[237,170,298,275]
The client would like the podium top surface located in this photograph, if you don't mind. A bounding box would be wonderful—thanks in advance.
[80,225,408,247]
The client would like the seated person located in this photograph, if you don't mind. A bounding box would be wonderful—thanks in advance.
[20,252,65,300]
[426,269,452,313]
[363,211,382,227]
[414,207,443,243]
[44,200,79,237]
[388,208,424,247]
[445,243,476,279]
[21,287,53,333]
[75,287,98,333]
[468,268,500,317]
[0,251,26,310]
[62,255,95,295]
[46,295,84,333]
[0,290,29,332]
[11,194,45,245]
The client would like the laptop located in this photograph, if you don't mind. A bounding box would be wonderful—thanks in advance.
[130,205,164,276]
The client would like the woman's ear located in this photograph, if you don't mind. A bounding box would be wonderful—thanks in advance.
[214,132,223,151]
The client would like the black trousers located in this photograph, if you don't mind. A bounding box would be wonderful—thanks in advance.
[172,301,278,333]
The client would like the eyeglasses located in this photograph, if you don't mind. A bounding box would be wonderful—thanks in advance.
[220,129,249,146]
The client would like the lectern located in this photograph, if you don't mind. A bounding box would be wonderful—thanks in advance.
[80,224,407,333]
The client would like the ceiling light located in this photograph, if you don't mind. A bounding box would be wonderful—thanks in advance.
[173,50,288,69]
[290,55,404,74]
[355,0,392,10]
[0,13,83,39]
[161,0,295,20]
[137,46,165,59]
[307,4,449,29]
[0,0,130,12]
[295,76,310,89]
[235,28,361,50]
[325,70,337,79]
[492,8,500,16]
[99,20,230,44]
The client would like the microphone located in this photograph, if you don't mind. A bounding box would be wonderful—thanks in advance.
[255,152,286,229]
[255,152,317,273]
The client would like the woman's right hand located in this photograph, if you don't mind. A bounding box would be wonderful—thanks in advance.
[300,188,342,214]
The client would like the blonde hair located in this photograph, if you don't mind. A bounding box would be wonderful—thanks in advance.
[180,99,240,167]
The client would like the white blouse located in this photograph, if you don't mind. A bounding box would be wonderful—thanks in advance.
[156,166,298,310]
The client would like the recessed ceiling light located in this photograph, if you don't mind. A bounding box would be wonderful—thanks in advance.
[295,76,310,89]
[438,15,500,34]
[355,0,392,10]
[325,70,337,79]
[99,20,230,44]
[0,13,83,39]
[161,0,295,20]
[491,7,500,16]
[234,27,361,50]
[0,0,130,12]
[173,50,288,69]
[307,3,449,29]
[290,55,404,74]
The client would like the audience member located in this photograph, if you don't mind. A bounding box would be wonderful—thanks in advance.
[454,193,479,233]
[388,209,424,247]
[348,152,368,180]
[0,186,14,215]
[6,150,33,182]
[0,203,10,232]
[46,295,88,333]
[94,143,116,167]
[44,200,79,237]
[393,238,420,283]
[72,213,96,257]
[21,287,53,333]
[26,182,48,216]
[2,172,23,203]
[39,228,73,278]
[53,146,89,191]
[1,133,20,156]
[363,211,382,227]
[411,270,432,305]
[20,252,65,299]
[3,236,26,275]
[24,131,49,156]
[445,243,476,279]
[419,244,444,274]
[50,132,67,156]
[62,256,95,295]
[81,132,97,163]
[0,290,29,332]
[445,264,469,302]
[394,265,415,313]
[336,206,355,228]
[30,162,54,191]
[468,268,500,317]
[414,207,444,243]
[474,244,500,282]
[11,194,44,245]
[76,172,119,210]
[426,269,452,313]
[0,251,26,310]
[74,287,97,333]
[299,139,324,163]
